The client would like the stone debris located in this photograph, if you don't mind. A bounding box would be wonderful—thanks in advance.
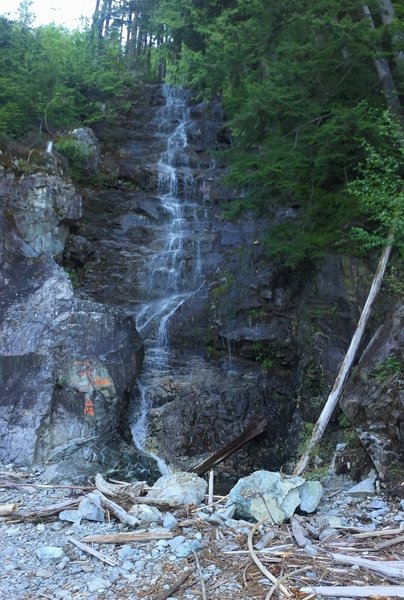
[1,466,403,600]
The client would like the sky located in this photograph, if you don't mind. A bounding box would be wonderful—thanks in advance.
[1,0,95,29]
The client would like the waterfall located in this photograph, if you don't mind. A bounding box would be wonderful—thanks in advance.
[131,85,203,473]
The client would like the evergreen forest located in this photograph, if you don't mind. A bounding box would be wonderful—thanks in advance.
[1,0,403,265]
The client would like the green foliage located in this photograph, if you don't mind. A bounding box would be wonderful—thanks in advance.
[298,422,315,454]
[55,138,89,164]
[371,355,402,382]
[212,271,235,298]
[154,0,404,264]
[346,111,404,255]
[251,342,274,371]
[0,17,130,140]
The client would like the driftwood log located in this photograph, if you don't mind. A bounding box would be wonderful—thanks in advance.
[82,531,174,544]
[189,416,267,476]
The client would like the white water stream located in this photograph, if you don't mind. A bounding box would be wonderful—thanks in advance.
[131,85,203,474]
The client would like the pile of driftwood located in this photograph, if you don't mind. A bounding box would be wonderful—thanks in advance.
[1,470,404,599]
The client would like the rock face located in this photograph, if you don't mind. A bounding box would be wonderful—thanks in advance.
[0,169,159,482]
[341,304,404,483]
[62,83,399,482]
[1,84,399,484]
[0,171,82,257]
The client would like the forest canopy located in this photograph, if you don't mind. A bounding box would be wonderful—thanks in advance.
[0,0,403,263]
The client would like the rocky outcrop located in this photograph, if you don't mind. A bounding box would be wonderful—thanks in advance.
[0,171,82,257]
[0,169,158,482]
[340,304,404,483]
[71,127,101,173]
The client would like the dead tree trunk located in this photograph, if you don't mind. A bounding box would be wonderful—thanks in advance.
[362,5,403,121]
[293,235,393,476]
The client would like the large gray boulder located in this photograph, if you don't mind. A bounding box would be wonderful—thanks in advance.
[0,170,158,482]
[226,471,323,523]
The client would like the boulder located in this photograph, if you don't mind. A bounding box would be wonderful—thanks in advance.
[0,170,159,483]
[147,472,207,505]
[226,471,323,523]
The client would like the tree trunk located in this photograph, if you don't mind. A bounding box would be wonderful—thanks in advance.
[362,5,403,120]
[379,0,404,69]
[293,235,393,476]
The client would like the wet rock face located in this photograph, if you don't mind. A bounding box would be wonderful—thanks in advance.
[143,357,296,484]
[341,304,404,483]
[67,84,390,480]
[0,171,157,482]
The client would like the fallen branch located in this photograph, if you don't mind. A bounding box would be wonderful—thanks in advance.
[190,416,267,476]
[375,533,404,550]
[353,526,404,539]
[154,569,195,600]
[68,536,118,566]
[95,473,146,500]
[0,482,94,491]
[294,235,393,476]
[291,517,311,549]
[0,503,18,516]
[332,552,404,578]
[247,519,292,598]
[193,551,208,600]
[266,567,308,600]
[300,586,404,598]
[94,491,140,527]
[10,499,80,522]
[82,531,174,544]
[127,496,183,510]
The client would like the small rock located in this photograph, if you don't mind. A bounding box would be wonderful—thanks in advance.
[87,577,112,592]
[129,504,162,523]
[368,507,389,519]
[118,545,137,560]
[163,512,178,530]
[400,500,404,511]
[366,499,387,510]
[78,493,104,522]
[34,569,52,578]
[36,546,65,561]
[299,480,323,513]
[168,536,202,558]
[59,509,82,524]
[348,473,377,496]
[319,527,338,541]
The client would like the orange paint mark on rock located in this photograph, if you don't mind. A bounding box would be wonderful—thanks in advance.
[83,397,95,417]
[93,376,111,388]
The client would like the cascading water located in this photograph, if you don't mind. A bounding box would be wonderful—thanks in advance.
[131,85,203,473]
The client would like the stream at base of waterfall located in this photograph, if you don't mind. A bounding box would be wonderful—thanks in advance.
[130,85,204,475]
